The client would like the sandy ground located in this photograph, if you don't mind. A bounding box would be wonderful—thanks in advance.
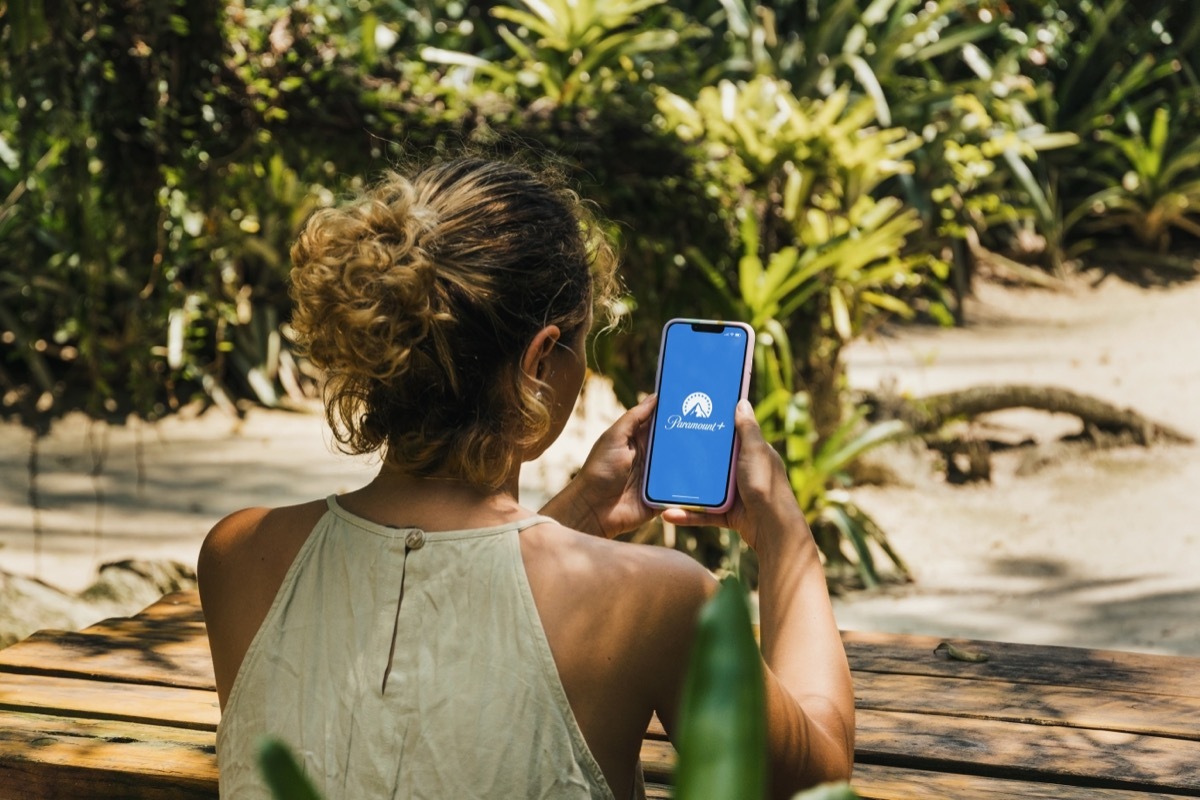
[837,273,1200,655]
[1,273,1198,654]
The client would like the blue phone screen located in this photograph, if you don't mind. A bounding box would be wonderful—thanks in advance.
[645,322,750,507]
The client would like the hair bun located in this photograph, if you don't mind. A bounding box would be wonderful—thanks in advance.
[289,174,450,385]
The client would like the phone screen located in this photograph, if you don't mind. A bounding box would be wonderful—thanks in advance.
[643,320,752,509]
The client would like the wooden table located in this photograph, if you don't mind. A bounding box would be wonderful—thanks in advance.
[1,591,1198,799]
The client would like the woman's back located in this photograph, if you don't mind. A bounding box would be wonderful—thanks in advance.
[217,496,617,799]
[204,488,711,799]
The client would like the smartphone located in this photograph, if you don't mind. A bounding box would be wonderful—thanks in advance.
[641,318,755,513]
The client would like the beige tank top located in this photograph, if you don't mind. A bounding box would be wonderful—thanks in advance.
[217,495,618,800]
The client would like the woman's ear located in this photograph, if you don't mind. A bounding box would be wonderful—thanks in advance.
[522,324,562,382]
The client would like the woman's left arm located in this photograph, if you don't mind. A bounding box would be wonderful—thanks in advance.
[539,394,659,538]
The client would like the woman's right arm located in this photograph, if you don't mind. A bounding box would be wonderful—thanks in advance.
[662,401,855,796]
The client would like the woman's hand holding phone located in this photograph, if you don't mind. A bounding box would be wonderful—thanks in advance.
[660,400,809,553]
[540,393,661,539]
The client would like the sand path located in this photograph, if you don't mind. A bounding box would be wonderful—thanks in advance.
[837,274,1200,655]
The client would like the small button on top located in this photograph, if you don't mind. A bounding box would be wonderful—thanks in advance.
[405,529,426,550]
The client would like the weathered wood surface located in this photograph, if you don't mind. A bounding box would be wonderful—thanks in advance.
[1,591,1199,799]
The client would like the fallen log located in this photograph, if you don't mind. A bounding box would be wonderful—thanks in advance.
[861,384,1194,484]
[876,384,1193,446]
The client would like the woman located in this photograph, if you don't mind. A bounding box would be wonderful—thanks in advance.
[199,158,854,800]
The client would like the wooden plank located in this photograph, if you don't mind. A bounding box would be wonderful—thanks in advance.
[645,714,1199,797]
[843,630,1200,699]
[0,710,216,800]
[851,762,1191,800]
[0,672,219,731]
[83,592,206,638]
[129,591,205,623]
[0,629,214,690]
[856,708,1200,794]
[640,738,676,785]
[638,749,1197,799]
[855,671,1200,740]
[79,616,208,641]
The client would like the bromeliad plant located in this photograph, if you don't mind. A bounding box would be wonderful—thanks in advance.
[422,0,684,107]
[1066,105,1200,256]
[657,76,926,585]
[693,213,912,587]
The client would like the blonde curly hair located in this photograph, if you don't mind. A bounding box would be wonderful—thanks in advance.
[289,158,617,488]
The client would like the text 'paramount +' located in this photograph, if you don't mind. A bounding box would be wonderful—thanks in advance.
[664,415,727,431]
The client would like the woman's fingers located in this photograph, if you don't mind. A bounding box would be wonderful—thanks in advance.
[596,393,656,445]
[733,399,770,453]
[624,392,657,429]
[732,399,787,498]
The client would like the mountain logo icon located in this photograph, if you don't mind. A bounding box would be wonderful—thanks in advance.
[681,392,714,418]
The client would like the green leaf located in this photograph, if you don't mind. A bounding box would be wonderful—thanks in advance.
[684,246,733,299]
[824,505,879,588]
[716,0,752,38]
[1017,129,1080,152]
[760,317,794,389]
[495,25,543,75]
[910,22,998,62]
[167,14,190,36]
[843,54,890,126]
[575,27,679,78]
[815,419,908,476]
[859,290,914,318]
[829,285,851,341]
[491,6,559,41]
[1002,148,1054,227]
[258,738,323,800]
[360,12,378,67]
[675,577,767,800]
[1147,106,1169,176]
[739,252,766,313]
[420,47,514,83]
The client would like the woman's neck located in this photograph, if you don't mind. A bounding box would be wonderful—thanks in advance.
[335,465,530,531]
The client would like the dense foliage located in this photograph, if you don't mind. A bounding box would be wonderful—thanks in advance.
[2,0,1198,580]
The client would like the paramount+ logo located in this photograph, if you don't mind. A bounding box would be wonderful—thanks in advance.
[665,391,726,431]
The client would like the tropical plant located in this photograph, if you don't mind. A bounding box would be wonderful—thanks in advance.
[422,0,686,107]
[655,78,925,583]
[701,215,911,586]
[983,0,1200,270]
[676,576,861,800]
[657,77,933,428]
[0,0,231,427]
[1066,105,1200,255]
[0,0,479,429]
[683,0,1000,111]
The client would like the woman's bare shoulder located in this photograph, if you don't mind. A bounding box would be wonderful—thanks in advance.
[523,522,718,727]
[526,522,717,621]
[199,500,328,705]
[199,501,326,577]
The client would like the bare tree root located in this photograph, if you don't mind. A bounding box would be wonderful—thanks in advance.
[864,384,1194,483]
